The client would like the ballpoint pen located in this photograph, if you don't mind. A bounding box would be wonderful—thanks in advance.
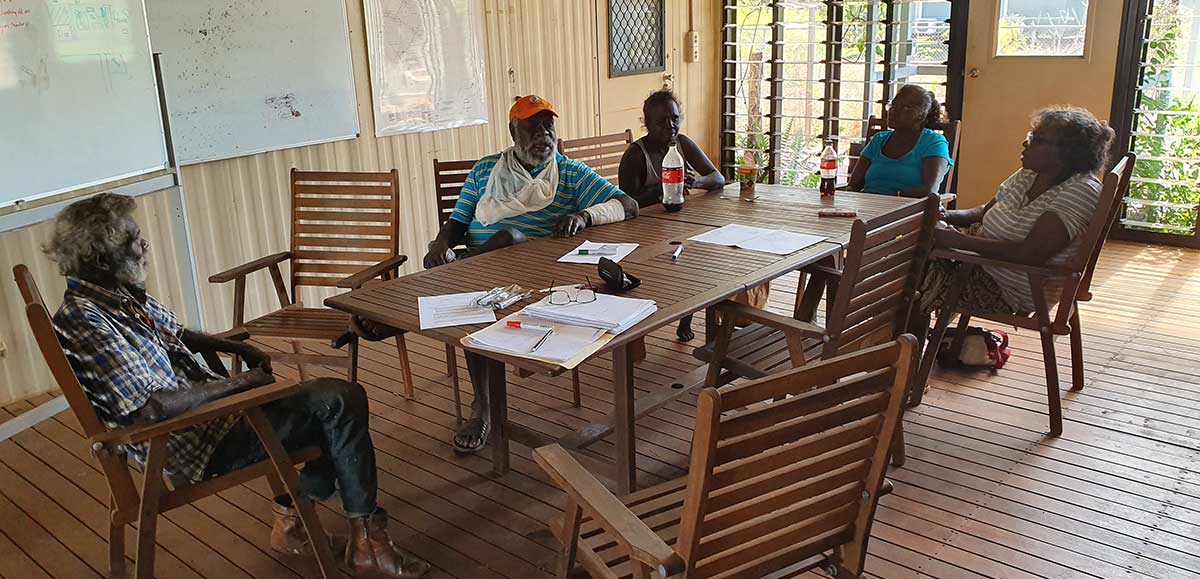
[531,328,554,352]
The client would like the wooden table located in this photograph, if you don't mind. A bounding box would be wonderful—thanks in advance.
[326,185,922,493]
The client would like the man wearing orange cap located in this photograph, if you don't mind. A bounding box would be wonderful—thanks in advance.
[419,94,639,453]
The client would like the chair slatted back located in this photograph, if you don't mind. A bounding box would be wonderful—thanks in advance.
[557,129,633,183]
[432,158,478,228]
[823,196,938,358]
[14,264,143,513]
[674,337,916,578]
[1074,153,1135,302]
[13,265,107,438]
[290,169,400,292]
[851,117,962,196]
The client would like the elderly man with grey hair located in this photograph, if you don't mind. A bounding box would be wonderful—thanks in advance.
[412,94,640,454]
[46,193,430,578]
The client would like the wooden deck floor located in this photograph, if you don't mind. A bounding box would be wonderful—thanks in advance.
[3,240,1200,579]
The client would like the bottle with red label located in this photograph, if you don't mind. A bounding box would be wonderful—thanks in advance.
[819,141,838,197]
[661,141,685,212]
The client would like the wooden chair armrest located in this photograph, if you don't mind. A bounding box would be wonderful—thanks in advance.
[533,445,685,577]
[939,193,956,206]
[719,301,826,339]
[208,251,291,283]
[930,248,1070,279]
[337,254,409,289]
[93,379,305,447]
[798,264,842,277]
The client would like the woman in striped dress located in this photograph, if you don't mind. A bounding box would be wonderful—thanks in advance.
[917,107,1115,322]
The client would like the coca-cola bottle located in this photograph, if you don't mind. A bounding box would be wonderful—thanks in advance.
[661,141,685,212]
[819,141,838,197]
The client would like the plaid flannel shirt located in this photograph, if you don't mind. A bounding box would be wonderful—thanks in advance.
[53,279,236,482]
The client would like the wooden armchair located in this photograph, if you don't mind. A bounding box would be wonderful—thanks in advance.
[695,196,937,466]
[910,153,1136,436]
[209,169,415,397]
[434,158,584,416]
[14,264,335,579]
[558,129,634,183]
[536,336,917,579]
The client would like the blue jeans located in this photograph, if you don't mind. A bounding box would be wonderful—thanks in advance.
[202,378,378,516]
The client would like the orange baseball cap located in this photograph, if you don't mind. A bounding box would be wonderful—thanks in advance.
[509,95,557,121]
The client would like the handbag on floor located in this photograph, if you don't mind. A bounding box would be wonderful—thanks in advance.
[937,327,1012,370]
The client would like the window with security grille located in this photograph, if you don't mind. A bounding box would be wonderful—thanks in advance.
[609,0,666,76]
[721,0,956,186]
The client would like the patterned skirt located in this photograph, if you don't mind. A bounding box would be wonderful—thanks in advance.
[918,259,1017,317]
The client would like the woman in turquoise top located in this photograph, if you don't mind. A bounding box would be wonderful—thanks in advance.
[847,85,953,197]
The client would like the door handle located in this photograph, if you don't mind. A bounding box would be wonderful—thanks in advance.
[968,68,980,78]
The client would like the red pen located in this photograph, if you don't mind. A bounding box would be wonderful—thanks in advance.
[506,320,555,333]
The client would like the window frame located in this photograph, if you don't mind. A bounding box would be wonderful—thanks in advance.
[991,0,1098,59]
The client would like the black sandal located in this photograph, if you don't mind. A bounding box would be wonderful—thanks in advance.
[453,417,490,454]
[676,315,695,342]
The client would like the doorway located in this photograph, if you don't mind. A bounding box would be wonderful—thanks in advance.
[956,0,1125,208]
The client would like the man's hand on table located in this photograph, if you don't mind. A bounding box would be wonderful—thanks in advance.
[423,239,455,269]
[554,212,588,237]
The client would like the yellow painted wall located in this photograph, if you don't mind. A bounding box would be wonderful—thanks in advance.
[596,0,722,161]
[0,0,723,405]
[956,0,1125,208]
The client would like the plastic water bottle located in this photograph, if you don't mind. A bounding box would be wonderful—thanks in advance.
[819,141,838,197]
[661,141,685,212]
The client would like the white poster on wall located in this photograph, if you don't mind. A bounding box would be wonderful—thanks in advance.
[363,0,489,137]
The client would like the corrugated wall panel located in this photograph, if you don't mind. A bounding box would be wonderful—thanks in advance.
[0,188,195,404]
[0,0,724,405]
[188,0,602,332]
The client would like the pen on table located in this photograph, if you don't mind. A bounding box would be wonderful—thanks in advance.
[577,248,618,256]
[507,320,556,351]
[506,321,555,332]
[671,245,684,261]
[531,328,554,352]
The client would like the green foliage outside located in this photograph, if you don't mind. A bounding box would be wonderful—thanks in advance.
[1127,2,1200,234]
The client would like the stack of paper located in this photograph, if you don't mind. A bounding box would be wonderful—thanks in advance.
[463,313,607,365]
[418,292,496,329]
[524,293,657,335]
[689,224,825,255]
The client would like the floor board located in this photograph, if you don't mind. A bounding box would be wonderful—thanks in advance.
[3,240,1199,578]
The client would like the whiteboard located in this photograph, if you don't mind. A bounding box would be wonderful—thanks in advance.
[146,0,359,165]
[0,0,168,207]
[364,0,488,137]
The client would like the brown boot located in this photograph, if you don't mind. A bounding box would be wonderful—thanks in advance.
[345,508,430,578]
[270,497,311,555]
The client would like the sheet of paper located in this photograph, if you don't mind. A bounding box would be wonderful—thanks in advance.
[463,313,606,364]
[735,230,825,255]
[557,240,639,264]
[687,224,770,246]
[689,224,825,255]
[418,292,496,329]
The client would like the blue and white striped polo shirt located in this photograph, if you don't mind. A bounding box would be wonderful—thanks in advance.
[450,152,626,248]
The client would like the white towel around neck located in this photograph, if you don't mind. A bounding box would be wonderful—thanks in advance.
[475,148,560,226]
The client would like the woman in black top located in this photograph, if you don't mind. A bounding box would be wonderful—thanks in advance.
[619,89,727,341]
[618,89,725,208]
